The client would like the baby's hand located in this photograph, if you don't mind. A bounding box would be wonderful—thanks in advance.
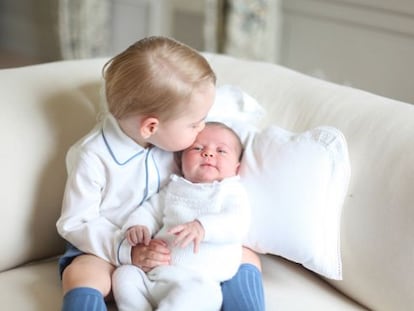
[168,220,205,253]
[126,225,151,246]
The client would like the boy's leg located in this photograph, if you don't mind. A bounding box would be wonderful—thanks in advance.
[62,287,107,311]
[221,263,265,311]
[61,254,114,311]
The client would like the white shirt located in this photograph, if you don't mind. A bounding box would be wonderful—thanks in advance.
[122,174,250,281]
[56,114,177,265]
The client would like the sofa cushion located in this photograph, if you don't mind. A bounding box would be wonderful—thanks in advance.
[0,259,118,311]
[0,256,364,311]
[261,255,367,310]
[0,59,106,271]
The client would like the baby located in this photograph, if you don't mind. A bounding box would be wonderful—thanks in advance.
[112,121,250,311]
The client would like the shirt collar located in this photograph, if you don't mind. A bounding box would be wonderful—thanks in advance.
[101,114,146,165]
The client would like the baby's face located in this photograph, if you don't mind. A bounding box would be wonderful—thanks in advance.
[181,125,241,183]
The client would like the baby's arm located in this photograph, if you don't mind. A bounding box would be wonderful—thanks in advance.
[126,225,151,246]
[197,182,250,244]
[168,220,205,253]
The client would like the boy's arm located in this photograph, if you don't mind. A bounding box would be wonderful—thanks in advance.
[56,151,121,265]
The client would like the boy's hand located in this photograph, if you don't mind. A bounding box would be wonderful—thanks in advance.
[168,220,205,253]
[126,225,151,246]
[131,239,170,272]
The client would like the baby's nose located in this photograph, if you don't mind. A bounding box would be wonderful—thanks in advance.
[202,151,214,157]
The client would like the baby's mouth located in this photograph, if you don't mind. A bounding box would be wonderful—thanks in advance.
[201,163,216,169]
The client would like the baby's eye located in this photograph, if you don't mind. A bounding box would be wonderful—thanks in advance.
[217,149,227,154]
[193,146,203,151]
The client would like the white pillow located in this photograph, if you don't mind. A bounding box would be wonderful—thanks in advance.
[207,84,349,279]
[240,125,350,280]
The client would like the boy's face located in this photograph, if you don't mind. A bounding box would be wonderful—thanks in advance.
[181,125,241,183]
[148,82,215,152]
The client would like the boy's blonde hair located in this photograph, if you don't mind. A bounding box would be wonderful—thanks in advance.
[103,36,216,121]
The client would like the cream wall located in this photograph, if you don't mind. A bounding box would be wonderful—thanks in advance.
[1,0,414,104]
[0,0,60,62]
[279,0,414,104]
[111,0,205,54]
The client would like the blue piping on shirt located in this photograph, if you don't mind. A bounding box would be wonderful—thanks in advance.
[101,129,145,165]
[151,151,161,194]
[116,237,126,265]
[103,130,162,265]
[137,149,151,206]
[101,127,165,264]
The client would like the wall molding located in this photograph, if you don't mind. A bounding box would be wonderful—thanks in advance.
[283,0,414,38]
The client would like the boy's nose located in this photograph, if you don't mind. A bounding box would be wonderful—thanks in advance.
[202,151,213,157]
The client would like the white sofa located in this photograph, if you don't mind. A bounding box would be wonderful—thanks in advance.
[1,53,413,311]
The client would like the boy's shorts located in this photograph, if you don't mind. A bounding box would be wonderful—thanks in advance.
[58,242,84,277]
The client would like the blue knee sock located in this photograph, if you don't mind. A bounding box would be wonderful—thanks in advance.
[221,263,265,311]
[62,287,107,311]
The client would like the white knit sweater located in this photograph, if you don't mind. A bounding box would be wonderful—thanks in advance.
[123,174,250,282]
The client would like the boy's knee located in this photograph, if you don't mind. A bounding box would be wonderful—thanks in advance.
[62,255,113,296]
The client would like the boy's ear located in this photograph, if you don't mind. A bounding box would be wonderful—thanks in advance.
[140,117,159,139]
